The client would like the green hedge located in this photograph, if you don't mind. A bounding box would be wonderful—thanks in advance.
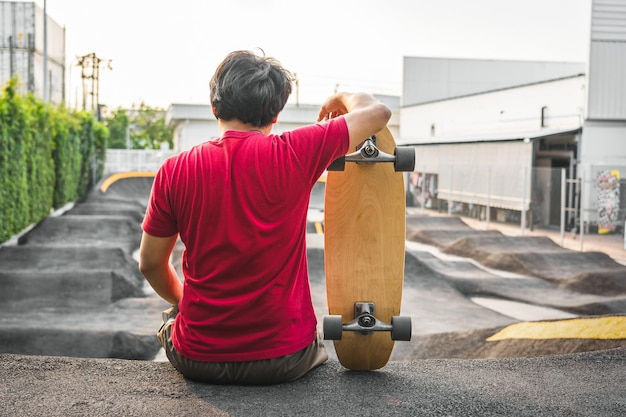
[0,78,108,243]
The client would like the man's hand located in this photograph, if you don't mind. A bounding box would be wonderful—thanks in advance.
[317,93,349,121]
[317,92,392,150]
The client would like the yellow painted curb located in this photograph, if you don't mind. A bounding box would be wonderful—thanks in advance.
[487,316,626,341]
[100,172,156,193]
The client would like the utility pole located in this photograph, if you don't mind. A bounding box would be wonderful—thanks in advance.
[76,52,112,116]
[43,0,48,102]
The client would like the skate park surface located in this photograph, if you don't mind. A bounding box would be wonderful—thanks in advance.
[0,173,624,416]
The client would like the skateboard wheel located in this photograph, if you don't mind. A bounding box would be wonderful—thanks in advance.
[394,147,415,172]
[391,316,412,341]
[323,315,343,340]
[327,157,345,171]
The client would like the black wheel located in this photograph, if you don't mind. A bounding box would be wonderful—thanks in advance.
[394,147,415,172]
[323,315,343,340]
[391,316,412,341]
[327,157,345,171]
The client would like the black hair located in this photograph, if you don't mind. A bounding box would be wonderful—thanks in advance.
[210,50,294,127]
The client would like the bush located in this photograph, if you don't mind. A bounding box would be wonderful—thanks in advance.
[25,95,55,221]
[0,78,108,242]
[0,79,31,239]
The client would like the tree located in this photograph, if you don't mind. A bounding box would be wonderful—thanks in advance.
[105,108,130,149]
[104,103,173,150]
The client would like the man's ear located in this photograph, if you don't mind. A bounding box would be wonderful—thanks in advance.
[272,114,279,124]
[211,105,217,118]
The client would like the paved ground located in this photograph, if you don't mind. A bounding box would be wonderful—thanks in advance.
[0,173,625,416]
[2,348,624,417]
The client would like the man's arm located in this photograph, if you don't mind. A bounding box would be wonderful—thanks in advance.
[138,232,183,305]
[317,92,392,150]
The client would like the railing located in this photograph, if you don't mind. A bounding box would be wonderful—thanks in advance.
[104,149,177,174]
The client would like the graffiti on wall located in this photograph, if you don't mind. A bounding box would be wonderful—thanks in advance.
[408,172,437,209]
[596,169,620,234]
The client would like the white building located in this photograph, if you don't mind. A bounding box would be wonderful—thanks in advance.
[399,59,586,227]
[166,96,400,152]
[399,0,626,233]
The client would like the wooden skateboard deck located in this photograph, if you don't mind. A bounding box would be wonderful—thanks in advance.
[323,127,408,370]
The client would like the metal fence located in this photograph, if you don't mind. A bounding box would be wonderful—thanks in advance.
[104,149,177,174]
[406,162,626,244]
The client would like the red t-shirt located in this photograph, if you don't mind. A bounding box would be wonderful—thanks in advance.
[142,117,349,362]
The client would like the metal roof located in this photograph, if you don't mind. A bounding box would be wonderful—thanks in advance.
[397,126,582,146]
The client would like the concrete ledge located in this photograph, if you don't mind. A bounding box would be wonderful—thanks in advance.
[0,329,159,360]
[1,349,624,416]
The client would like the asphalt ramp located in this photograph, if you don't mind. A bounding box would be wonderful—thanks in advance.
[403,215,626,359]
[0,173,166,360]
[94,172,156,206]
[16,215,142,253]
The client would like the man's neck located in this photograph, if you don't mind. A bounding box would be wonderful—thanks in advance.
[218,119,272,136]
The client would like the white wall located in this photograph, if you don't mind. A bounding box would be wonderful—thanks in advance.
[173,119,218,151]
[400,76,586,141]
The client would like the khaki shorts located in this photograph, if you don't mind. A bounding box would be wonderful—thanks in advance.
[157,306,328,385]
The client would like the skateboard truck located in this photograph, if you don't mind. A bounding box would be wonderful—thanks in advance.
[327,135,416,172]
[323,302,412,341]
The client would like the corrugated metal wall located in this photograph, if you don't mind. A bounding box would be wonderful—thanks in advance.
[586,0,626,120]
[0,1,65,104]
[0,48,33,91]
[0,1,35,92]
[591,0,626,41]
[0,1,35,48]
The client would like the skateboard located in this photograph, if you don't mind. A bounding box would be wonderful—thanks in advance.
[323,127,414,370]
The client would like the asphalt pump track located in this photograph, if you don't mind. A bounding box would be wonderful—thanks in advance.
[1,173,626,416]
[1,173,625,361]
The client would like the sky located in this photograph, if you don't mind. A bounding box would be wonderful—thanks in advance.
[34,0,592,110]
